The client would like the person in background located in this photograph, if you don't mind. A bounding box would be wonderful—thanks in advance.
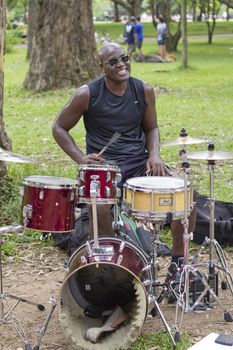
[156,15,167,60]
[135,16,144,57]
[52,42,196,275]
[124,16,137,60]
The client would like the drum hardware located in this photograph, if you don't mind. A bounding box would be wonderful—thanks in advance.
[186,143,233,321]
[32,296,57,350]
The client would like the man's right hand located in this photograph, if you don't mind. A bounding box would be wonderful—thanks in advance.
[79,153,106,164]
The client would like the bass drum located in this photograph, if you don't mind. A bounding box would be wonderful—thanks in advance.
[60,237,152,350]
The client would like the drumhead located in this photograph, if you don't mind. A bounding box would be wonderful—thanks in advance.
[125,176,188,191]
[79,164,120,172]
[23,175,78,188]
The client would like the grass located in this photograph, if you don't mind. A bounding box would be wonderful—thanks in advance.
[1,34,233,350]
[94,20,233,40]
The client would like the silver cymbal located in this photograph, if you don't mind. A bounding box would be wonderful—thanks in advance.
[186,150,233,161]
[0,148,36,163]
[160,136,208,147]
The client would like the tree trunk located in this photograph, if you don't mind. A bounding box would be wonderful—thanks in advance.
[192,0,197,21]
[181,0,188,67]
[0,0,12,175]
[24,0,101,92]
[26,0,40,60]
[113,0,120,22]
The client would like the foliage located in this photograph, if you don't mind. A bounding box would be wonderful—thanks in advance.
[5,26,27,52]
[7,0,28,20]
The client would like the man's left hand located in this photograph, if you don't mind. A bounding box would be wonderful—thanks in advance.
[146,155,170,176]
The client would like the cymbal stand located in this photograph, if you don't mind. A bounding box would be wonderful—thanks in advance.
[179,148,193,312]
[190,156,233,321]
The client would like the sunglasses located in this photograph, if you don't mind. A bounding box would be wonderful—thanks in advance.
[104,54,129,66]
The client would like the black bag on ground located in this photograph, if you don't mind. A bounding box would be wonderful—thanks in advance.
[52,206,171,257]
[193,194,233,246]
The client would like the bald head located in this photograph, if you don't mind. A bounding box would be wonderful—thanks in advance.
[98,43,125,63]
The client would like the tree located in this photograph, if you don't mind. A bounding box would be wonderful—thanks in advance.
[110,0,144,17]
[0,0,12,176]
[112,0,121,21]
[198,0,221,44]
[24,0,101,92]
[181,0,188,67]
[26,0,39,60]
[219,0,233,7]
[150,0,182,52]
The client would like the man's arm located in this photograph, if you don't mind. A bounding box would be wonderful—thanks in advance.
[142,83,167,176]
[52,85,104,164]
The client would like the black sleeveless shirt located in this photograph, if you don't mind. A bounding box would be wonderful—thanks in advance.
[83,76,148,165]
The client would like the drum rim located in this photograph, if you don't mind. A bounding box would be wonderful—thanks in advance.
[124,176,190,191]
[78,164,120,171]
[23,175,78,188]
[68,236,150,268]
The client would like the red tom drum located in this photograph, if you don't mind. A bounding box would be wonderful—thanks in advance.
[77,164,121,204]
[21,175,78,232]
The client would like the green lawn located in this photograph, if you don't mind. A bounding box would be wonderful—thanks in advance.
[95,20,233,39]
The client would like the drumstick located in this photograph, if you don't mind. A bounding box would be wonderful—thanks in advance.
[97,132,121,157]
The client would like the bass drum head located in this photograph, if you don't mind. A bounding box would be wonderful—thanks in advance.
[60,238,149,350]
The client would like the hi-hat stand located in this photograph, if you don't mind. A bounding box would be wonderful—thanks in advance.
[189,144,233,320]
[174,143,233,322]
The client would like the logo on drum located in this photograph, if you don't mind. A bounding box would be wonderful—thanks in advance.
[159,198,173,206]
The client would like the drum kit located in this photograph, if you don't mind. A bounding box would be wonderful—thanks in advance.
[0,128,233,350]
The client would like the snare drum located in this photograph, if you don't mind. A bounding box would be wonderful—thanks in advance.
[77,164,121,204]
[123,176,193,220]
[21,176,78,232]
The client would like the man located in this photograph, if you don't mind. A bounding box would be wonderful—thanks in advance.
[156,15,167,60]
[135,16,144,57]
[124,16,137,60]
[52,43,195,267]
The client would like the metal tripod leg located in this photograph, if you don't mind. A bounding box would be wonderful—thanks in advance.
[150,296,177,348]
[33,297,57,350]
[209,239,233,296]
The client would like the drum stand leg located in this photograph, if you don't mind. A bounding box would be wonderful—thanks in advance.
[32,297,57,350]
[151,296,177,348]
[148,222,177,348]
[151,221,163,297]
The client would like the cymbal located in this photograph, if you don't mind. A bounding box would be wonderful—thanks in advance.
[160,136,208,147]
[0,149,36,163]
[186,150,233,161]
